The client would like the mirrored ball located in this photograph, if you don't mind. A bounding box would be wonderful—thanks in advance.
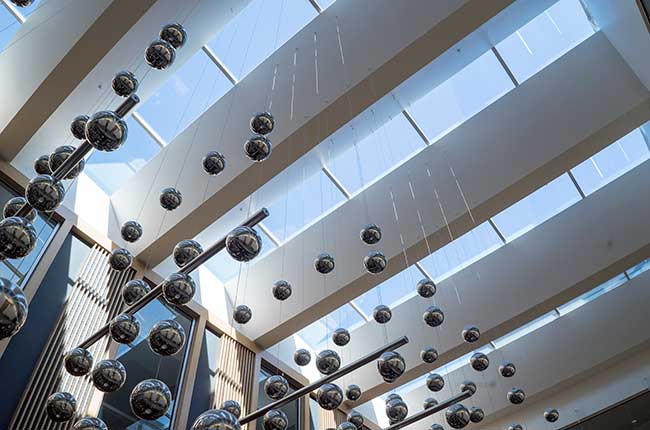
[445,404,470,429]
[70,115,89,140]
[416,278,436,298]
[46,391,77,422]
[272,280,292,301]
[544,408,559,423]
[85,110,128,152]
[263,409,288,430]
[203,151,226,176]
[314,252,335,274]
[462,325,480,343]
[64,347,94,376]
[162,272,196,305]
[160,187,183,211]
[221,400,241,419]
[25,174,65,212]
[341,419,359,430]
[109,247,133,271]
[377,351,405,383]
[226,226,262,262]
[112,70,138,97]
[4,197,36,222]
[508,424,524,430]
[146,39,176,70]
[148,319,186,356]
[423,397,438,410]
[470,352,489,372]
[72,417,108,430]
[49,145,85,179]
[426,373,444,392]
[421,346,438,364]
[461,380,477,395]
[233,304,252,324]
[10,0,33,6]
[346,384,361,401]
[250,112,275,135]
[360,223,381,245]
[316,349,341,375]
[130,378,172,420]
[385,395,408,422]
[92,359,126,392]
[173,239,203,267]
[294,348,311,366]
[430,425,444,430]
[0,277,28,339]
[316,383,343,410]
[423,306,444,327]
[122,279,150,306]
[364,250,387,274]
[109,313,140,344]
[264,375,289,400]
[500,362,516,378]
[160,23,187,49]
[34,154,52,175]
[469,407,484,423]
[121,220,143,243]
[244,135,272,162]
[332,327,350,346]
[191,409,241,430]
[507,388,525,405]
[0,216,37,259]
[373,304,392,324]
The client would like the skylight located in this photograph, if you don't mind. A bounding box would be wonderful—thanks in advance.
[298,304,365,351]
[353,265,424,317]
[0,7,20,50]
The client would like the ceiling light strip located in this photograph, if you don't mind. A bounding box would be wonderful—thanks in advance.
[491,46,519,87]
[322,165,352,199]
[1,0,25,24]
[567,169,587,199]
[131,111,167,148]
[307,0,323,13]
[202,45,238,85]
[349,300,372,322]
[257,222,282,247]
[402,109,430,146]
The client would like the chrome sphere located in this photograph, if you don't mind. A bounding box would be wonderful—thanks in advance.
[233,304,252,324]
[0,216,36,259]
[109,313,140,344]
[500,362,516,378]
[72,417,108,430]
[146,320,186,357]
[162,272,196,305]
[49,145,85,179]
[445,404,470,429]
[0,277,28,339]
[121,220,143,243]
[462,325,480,343]
[544,408,559,423]
[426,373,444,392]
[173,239,203,267]
[160,23,187,49]
[85,110,128,152]
[10,0,33,7]
[507,387,525,405]
[244,135,272,162]
[263,409,288,430]
[250,112,275,135]
[508,425,524,430]
[314,252,335,274]
[339,420,358,430]
[294,348,311,366]
[423,397,438,410]
[421,346,438,364]
[416,278,436,298]
[146,39,176,70]
[203,151,226,175]
[191,409,241,430]
[469,407,484,423]
[226,226,262,262]
[470,352,489,371]
[360,223,381,245]
[386,395,408,422]
[364,250,387,274]
[70,115,89,140]
[25,174,65,212]
[4,197,36,222]
[460,381,476,395]
[112,70,138,97]
[373,304,392,324]
[221,400,241,419]
[430,425,444,430]
[332,327,350,346]
[316,349,341,375]
[264,375,289,400]
[34,154,51,175]
[109,247,132,271]
[64,347,94,376]
[92,359,126,392]
[377,351,406,383]
[122,279,150,305]
[316,383,343,410]
[160,187,182,211]
[130,378,172,420]
[272,280,292,301]
[346,384,361,401]
[423,306,444,327]
[46,391,77,422]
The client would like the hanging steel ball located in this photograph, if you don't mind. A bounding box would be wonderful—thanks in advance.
[92,359,126,392]
[373,304,392,324]
[191,409,241,430]
[109,313,140,344]
[264,375,289,400]
[122,279,150,305]
[377,351,406,383]
[244,135,272,162]
[146,39,176,70]
[385,395,408,422]
[316,383,343,410]
[85,110,128,152]
[341,418,360,430]
[423,306,444,327]
[469,407,484,423]
[121,220,143,243]
[109,247,133,271]
[460,381,476,395]
[421,346,438,364]
[346,384,362,401]
[445,404,470,429]
[462,325,480,343]
[130,378,172,420]
[148,319,186,356]
[364,250,387,274]
[10,0,34,7]
[508,424,524,430]
[423,397,438,410]
[499,362,516,378]
[70,115,89,140]
[226,226,262,262]
[250,112,275,135]
[360,223,381,245]
[34,154,52,175]
[416,278,436,298]
[46,391,77,422]
[162,272,196,305]
[314,252,335,274]
[272,280,292,301]
[293,348,311,366]
[25,174,65,212]
[160,187,183,211]
[426,373,444,392]
[72,417,108,430]
[203,151,226,175]
[316,349,341,375]
[174,239,203,267]
[3,197,36,222]
[160,23,187,49]
[470,352,489,372]
[49,145,85,179]
[263,409,288,430]
[0,277,28,340]
[221,400,241,419]
[544,408,559,423]
[0,216,37,259]
[64,347,93,376]
[507,387,525,405]
[430,425,444,430]
[233,304,252,324]
[112,70,138,97]
[332,327,350,346]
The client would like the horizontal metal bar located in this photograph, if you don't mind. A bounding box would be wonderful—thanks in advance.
[240,336,409,425]
[382,389,473,430]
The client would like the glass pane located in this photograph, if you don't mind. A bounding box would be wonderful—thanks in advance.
[408,50,515,143]
[207,0,317,79]
[298,304,364,350]
[15,0,43,17]
[97,300,193,430]
[492,311,557,349]
[0,7,21,51]
[257,367,301,430]
[188,329,221,426]
[571,128,650,196]
[353,265,423,316]
[557,272,627,315]
[309,397,320,430]
[496,0,594,83]
[138,50,233,143]
[316,0,335,10]
[627,259,650,279]
[491,173,582,242]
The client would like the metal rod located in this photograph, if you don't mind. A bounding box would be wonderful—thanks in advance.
[240,336,410,425]
[382,389,473,430]
[78,208,269,350]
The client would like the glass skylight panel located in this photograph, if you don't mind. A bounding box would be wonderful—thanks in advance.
[0,7,20,50]
[137,50,233,143]
[207,0,317,79]
[571,128,650,196]
[408,50,515,143]
[492,311,557,349]
[353,265,424,316]
[491,173,582,242]
[496,0,594,83]
[315,0,335,10]
[14,0,42,16]
[557,272,626,315]
[627,259,650,279]
[298,304,364,350]
[418,222,503,283]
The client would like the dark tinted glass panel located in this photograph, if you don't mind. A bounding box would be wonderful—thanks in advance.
[257,366,301,430]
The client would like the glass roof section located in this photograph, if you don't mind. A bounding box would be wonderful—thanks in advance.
[297,303,365,351]
[353,265,425,317]
[0,7,20,50]
[626,259,650,279]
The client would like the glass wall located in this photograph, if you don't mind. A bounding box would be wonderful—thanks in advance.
[188,328,222,425]
[257,365,302,430]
